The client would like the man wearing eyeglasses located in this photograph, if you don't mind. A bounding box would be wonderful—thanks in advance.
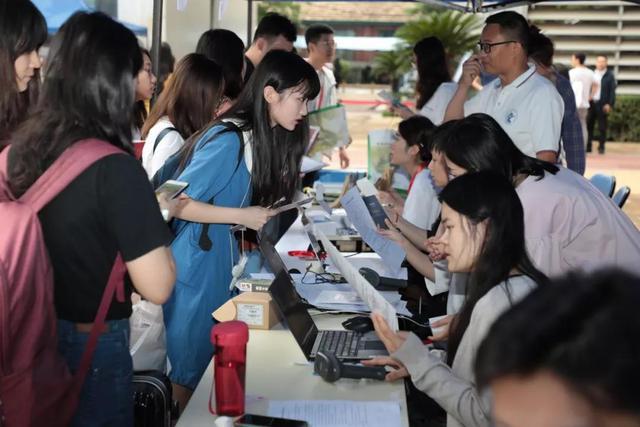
[444,11,563,163]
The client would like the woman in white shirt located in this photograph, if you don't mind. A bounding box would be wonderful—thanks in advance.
[367,171,549,427]
[379,115,439,231]
[394,36,457,125]
[141,53,224,178]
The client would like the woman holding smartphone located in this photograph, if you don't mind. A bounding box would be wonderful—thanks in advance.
[366,171,548,427]
[164,49,320,407]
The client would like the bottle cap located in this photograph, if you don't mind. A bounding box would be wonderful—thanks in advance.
[211,320,249,346]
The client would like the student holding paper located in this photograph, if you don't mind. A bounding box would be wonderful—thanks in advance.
[162,50,320,408]
[365,172,549,427]
[305,24,350,169]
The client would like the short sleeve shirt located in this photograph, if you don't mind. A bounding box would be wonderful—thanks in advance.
[38,153,173,322]
[418,82,457,126]
[464,64,564,157]
[569,66,595,109]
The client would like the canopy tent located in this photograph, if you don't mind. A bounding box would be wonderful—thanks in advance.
[33,0,148,36]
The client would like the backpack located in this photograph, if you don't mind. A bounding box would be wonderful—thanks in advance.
[0,139,127,427]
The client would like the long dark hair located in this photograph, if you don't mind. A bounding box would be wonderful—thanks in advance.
[413,37,450,110]
[142,53,224,140]
[0,0,47,147]
[440,172,548,365]
[437,113,558,180]
[132,48,151,133]
[196,29,245,100]
[9,12,142,197]
[177,50,319,206]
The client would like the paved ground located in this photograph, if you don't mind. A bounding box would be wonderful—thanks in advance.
[322,85,640,228]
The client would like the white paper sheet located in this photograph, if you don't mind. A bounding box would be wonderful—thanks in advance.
[267,400,402,427]
[316,229,399,331]
[340,187,406,276]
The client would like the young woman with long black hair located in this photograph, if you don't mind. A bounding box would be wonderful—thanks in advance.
[393,36,456,125]
[163,49,320,407]
[132,48,156,140]
[0,0,47,149]
[366,171,549,427]
[6,12,176,425]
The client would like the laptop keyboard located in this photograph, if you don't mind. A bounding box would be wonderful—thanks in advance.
[318,330,361,357]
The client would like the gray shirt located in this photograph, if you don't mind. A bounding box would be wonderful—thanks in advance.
[392,275,537,427]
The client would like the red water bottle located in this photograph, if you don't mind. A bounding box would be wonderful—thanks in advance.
[211,321,249,416]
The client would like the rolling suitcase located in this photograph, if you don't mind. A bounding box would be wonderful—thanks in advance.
[133,370,178,427]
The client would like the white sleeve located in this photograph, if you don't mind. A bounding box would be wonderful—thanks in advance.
[419,84,456,125]
[150,131,185,177]
[463,88,488,117]
[530,85,564,154]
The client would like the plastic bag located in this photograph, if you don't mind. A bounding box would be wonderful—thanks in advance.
[129,300,167,373]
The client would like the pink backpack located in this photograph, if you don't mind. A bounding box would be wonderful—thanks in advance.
[0,139,127,426]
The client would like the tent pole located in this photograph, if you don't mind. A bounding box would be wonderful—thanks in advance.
[247,0,253,45]
[151,0,163,104]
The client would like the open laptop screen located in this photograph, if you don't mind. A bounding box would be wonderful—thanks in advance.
[260,238,318,357]
[269,271,317,357]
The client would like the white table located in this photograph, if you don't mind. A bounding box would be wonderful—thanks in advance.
[177,210,409,426]
[177,314,409,426]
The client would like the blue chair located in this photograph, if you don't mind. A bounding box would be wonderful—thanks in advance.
[612,186,631,209]
[589,174,616,197]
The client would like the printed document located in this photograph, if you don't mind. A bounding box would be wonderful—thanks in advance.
[268,400,401,427]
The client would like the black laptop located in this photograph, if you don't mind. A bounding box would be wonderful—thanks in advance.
[259,235,387,361]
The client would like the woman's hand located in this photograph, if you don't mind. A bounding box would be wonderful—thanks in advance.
[371,312,407,354]
[362,356,409,382]
[378,219,407,248]
[157,193,189,222]
[428,314,454,342]
[425,236,447,261]
[238,206,275,231]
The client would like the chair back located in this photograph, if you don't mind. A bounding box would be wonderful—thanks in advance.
[589,173,616,197]
[612,186,631,209]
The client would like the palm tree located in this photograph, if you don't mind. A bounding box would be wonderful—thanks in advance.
[373,50,410,93]
[395,10,481,66]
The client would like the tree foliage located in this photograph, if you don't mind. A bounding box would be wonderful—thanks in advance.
[395,10,481,65]
[373,50,410,92]
[257,1,301,26]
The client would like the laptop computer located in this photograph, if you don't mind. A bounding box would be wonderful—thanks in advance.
[259,235,388,361]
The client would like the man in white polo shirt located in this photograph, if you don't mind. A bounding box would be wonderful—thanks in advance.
[444,11,563,162]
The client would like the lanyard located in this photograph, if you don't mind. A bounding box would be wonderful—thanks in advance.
[408,163,427,193]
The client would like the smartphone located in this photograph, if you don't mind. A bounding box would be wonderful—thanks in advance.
[234,414,308,427]
[155,179,189,199]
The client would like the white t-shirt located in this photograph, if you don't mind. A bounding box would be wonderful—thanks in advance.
[464,64,564,157]
[418,82,457,125]
[517,167,640,277]
[593,69,606,101]
[569,66,595,109]
[307,64,337,112]
[402,169,440,232]
[141,116,184,179]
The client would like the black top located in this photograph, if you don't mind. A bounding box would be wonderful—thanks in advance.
[244,55,255,84]
[599,69,617,107]
[38,153,173,322]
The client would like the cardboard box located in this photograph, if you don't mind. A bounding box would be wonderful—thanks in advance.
[212,291,280,330]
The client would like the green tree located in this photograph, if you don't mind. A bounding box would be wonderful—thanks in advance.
[257,1,301,26]
[395,10,481,66]
[373,50,410,92]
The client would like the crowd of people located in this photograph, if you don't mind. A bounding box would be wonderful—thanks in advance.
[0,1,639,426]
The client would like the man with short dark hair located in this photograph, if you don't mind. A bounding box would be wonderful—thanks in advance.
[304,24,350,168]
[444,11,563,163]
[587,55,616,154]
[569,52,595,152]
[244,12,297,83]
[529,29,585,175]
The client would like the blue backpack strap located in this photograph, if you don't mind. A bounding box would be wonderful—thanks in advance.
[198,121,245,251]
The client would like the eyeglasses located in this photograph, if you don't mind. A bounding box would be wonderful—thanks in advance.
[477,40,517,54]
[316,40,336,49]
